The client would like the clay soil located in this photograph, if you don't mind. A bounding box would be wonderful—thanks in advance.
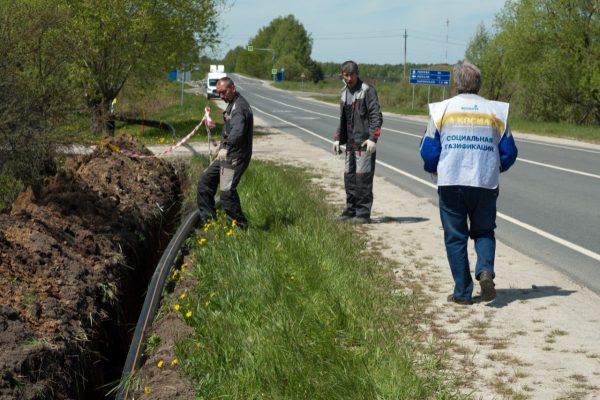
[0,135,182,400]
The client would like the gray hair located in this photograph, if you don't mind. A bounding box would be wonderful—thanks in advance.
[341,60,359,75]
[453,60,481,94]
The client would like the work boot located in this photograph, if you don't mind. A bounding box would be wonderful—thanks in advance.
[331,211,354,221]
[479,271,496,301]
[447,294,473,305]
[349,216,371,225]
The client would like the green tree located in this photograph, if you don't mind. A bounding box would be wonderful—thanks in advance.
[67,0,225,134]
[0,0,74,208]
[467,0,600,124]
[229,15,323,81]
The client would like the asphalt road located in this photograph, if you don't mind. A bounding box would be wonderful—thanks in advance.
[226,74,600,294]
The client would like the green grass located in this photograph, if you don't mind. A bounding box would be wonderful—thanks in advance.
[172,159,461,399]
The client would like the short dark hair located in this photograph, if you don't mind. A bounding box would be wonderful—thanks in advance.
[217,77,235,87]
[341,60,359,75]
[453,60,481,94]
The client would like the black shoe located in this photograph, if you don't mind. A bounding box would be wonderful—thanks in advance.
[349,216,371,225]
[331,212,355,221]
[479,271,496,301]
[447,294,473,305]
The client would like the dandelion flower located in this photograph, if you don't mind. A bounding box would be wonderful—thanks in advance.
[171,359,178,366]
[231,220,237,227]
[159,137,165,143]
[198,238,207,245]
[174,304,181,311]
[157,360,164,368]
[185,311,192,318]
[144,386,151,395]
[180,293,186,300]
[226,229,233,236]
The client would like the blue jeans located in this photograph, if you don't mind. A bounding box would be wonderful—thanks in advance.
[438,186,498,301]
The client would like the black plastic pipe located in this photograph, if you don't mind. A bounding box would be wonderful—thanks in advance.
[116,209,200,400]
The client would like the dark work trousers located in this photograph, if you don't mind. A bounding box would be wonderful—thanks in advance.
[438,185,498,301]
[196,158,250,227]
[343,149,377,218]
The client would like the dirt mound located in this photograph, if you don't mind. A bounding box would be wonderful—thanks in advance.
[0,135,182,399]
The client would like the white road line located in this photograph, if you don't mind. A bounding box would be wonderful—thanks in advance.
[518,158,600,179]
[252,104,600,264]
[516,138,600,154]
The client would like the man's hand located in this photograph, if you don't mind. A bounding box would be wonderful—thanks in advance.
[333,140,341,155]
[362,139,376,155]
[217,148,228,161]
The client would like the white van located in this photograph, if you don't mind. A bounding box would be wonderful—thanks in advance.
[206,65,226,99]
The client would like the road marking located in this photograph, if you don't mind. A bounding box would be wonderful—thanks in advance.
[516,138,600,154]
[252,104,600,264]
[518,158,600,179]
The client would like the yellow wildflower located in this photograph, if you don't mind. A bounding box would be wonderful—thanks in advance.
[157,360,164,368]
[204,300,211,308]
[226,229,233,236]
[210,292,217,298]
[231,220,237,227]
[180,293,186,300]
[174,304,180,311]
[198,238,207,245]
[144,386,151,395]
[185,311,192,318]
[171,359,178,366]
[171,270,179,280]
[159,137,165,144]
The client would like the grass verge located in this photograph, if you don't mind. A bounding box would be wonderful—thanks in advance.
[170,157,461,399]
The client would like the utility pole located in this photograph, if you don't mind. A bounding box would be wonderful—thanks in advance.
[403,29,407,82]
[445,18,449,64]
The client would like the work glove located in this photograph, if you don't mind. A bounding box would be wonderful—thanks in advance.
[217,148,228,161]
[333,140,341,155]
[362,139,376,155]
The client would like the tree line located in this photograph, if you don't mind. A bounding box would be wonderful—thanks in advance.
[466,0,599,125]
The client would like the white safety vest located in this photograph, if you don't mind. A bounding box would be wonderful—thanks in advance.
[429,94,509,189]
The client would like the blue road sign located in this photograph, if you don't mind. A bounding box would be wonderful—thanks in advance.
[409,69,450,86]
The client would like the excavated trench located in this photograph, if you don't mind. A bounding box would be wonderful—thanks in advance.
[0,135,184,399]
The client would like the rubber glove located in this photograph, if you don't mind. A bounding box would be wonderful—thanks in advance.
[217,148,228,161]
[333,140,341,155]
[362,139,376,155]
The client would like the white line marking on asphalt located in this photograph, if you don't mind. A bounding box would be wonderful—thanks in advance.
[252,104,600,263]
[518,159,600,179]
[516,138,600,154]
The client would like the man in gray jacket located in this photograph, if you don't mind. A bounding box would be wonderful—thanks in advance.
[197,77,253,229]
[333,61,383,224]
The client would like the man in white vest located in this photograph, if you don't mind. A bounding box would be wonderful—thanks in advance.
[420,60,518,305]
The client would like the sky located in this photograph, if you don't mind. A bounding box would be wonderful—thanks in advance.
[213,0,508,65]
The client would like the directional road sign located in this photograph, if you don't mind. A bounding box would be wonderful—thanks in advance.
[409,69,451,86]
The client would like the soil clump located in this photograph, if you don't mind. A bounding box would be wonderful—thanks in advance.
[0,135,182,399]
